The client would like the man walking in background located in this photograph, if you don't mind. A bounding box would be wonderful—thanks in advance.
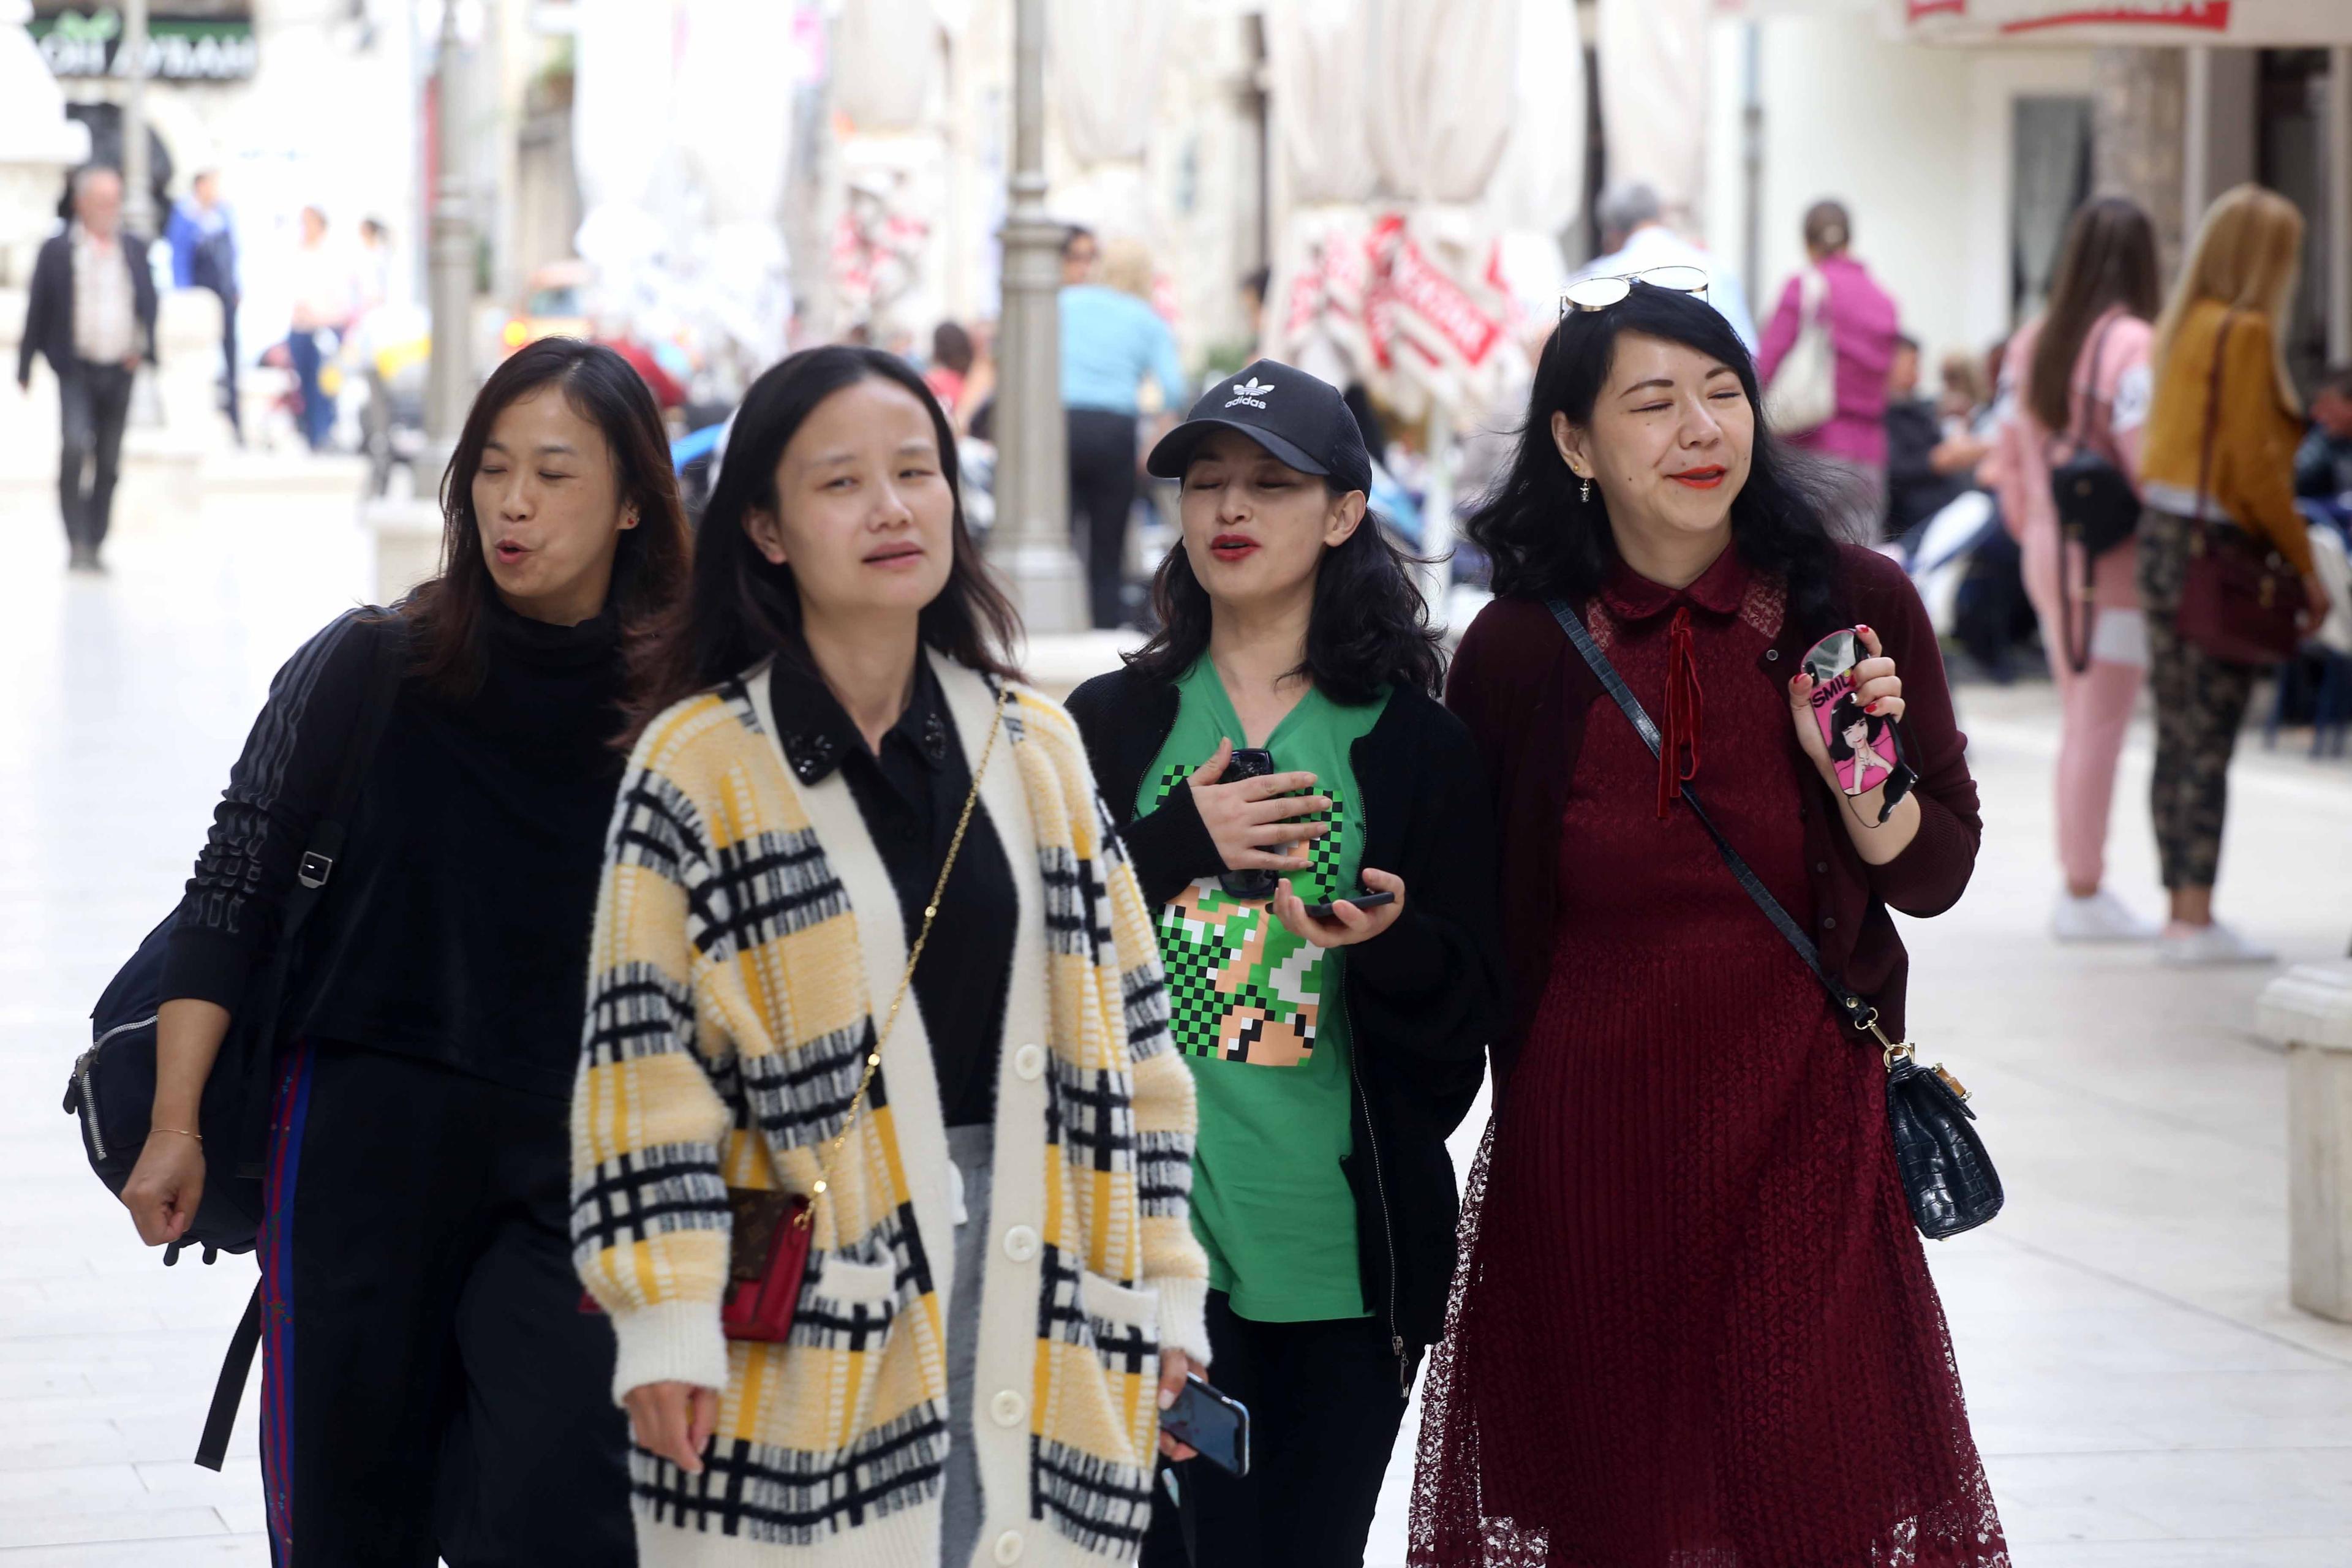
[18,166,156,574]
[167,169,243,444]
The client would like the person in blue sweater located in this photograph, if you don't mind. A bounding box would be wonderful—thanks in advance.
[1061,229,1189,628]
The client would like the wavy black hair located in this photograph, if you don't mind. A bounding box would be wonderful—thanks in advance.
[622,345,1019,742]
[1125,478,1443,704]
[1465,283,1845,635]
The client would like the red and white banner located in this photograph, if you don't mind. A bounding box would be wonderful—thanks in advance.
[1887,0,2352,44]
[1273,208,1515,421]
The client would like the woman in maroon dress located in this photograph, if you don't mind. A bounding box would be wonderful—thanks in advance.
[1414,282,2007,1567]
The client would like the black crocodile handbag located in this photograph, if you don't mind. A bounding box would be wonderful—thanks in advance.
[1548,598,2004,1240]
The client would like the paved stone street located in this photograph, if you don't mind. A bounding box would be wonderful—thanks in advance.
[4,487,2351,1564]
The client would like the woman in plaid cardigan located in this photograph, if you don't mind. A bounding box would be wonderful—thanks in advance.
[571,346,1211,1567]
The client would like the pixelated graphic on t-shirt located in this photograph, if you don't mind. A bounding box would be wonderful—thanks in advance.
[1147,763,1343,1066]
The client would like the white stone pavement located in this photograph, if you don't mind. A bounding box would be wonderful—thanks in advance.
[3,485,2351,1565]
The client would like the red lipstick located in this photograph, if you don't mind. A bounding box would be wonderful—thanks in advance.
[1668,466,1727,490]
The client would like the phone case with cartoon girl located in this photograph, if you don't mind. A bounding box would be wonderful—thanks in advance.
[1801,629,1899,797]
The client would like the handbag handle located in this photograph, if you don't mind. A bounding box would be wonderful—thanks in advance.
[2058,310,2122,459]
[799,684,1008,1227]
[1545,598,1907,1056]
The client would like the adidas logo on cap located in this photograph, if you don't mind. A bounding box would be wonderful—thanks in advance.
[1225,376,1273,410]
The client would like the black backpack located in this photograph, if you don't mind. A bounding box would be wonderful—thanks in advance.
[2047,314,2142,673]
[62,618,404,1467]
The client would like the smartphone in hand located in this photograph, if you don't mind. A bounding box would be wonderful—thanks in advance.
[1161,1373,1250,1477]
[1302,889,1395,921]
[1217,747,1281,900]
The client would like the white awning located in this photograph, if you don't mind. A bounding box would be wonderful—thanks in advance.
[1883,0,2352,47]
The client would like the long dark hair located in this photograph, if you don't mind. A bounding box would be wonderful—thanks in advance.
[1125,480,1444,704]
[402,337,690,696]
[1466,284,1844,634]
[1825,692,1888,764]
[623,345,1019,742]
[2027,197,2160,434]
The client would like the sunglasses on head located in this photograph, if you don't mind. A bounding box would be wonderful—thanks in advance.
[1558,265,1710,318]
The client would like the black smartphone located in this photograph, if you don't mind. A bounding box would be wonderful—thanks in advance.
[1303,889,1396,921]
[1216,747,1281,900]
[1161,1373,1250,1477]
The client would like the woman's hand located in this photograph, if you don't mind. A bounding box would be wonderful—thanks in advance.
[1270,867,1406,948]
[1187,738,1330,875]
[624,1381,720,1474]
[120,1131,206,1246]
[1157,1348,1200,1461]
[2303,572,2334,631]
[1788,624,1920,864]
[1789,623,1905,781]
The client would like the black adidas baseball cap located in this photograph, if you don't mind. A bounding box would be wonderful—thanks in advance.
[1145,358,1374,495]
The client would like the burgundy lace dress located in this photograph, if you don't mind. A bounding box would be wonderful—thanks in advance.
[1412,555,2007,1568]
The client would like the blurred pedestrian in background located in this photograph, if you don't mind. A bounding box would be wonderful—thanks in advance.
[1989,197,2164,942]
[924,318,975,417]
[167,169,243,445]
[580,344,1209,1566]
[1063,232,1187,628]
[286,205,358,451]
[1420,283,2004,1567]
[1071,362,1501,1567]
[1882,335,1976,546]
[120,340,688,1564]
[2296,363,2352,503]
[1578,180,1757,351]
[358,215,394,315]
[1758,199,1900,544]
[17,165,155,574]
[2136,185,2333,965]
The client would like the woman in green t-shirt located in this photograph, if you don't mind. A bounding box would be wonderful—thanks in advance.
[1068,360,1505,1567]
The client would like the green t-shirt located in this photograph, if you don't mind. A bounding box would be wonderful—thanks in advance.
[1139,658,1389,1322]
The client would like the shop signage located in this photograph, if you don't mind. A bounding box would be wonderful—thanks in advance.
[31,7,258,81]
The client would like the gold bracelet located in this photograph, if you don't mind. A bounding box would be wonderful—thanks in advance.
[151,1126,203,1142]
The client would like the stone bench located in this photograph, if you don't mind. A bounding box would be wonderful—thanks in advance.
[2262,960,2352,1321]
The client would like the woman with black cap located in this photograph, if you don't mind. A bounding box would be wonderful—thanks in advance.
[1067,360,1505,1567]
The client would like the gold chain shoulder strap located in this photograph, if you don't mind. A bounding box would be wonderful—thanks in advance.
[799,682,1010,1227]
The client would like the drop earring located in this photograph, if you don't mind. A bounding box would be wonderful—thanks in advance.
[1580,476,1592,503]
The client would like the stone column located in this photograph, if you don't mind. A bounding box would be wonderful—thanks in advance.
[987,0,1086,636]
[2092,47,2187,282]
[2258,962,2352,1322]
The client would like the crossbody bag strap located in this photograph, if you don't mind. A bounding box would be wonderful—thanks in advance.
[1545,598,1878,1036]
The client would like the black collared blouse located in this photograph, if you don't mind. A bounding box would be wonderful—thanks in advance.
[767,657,1017,1129]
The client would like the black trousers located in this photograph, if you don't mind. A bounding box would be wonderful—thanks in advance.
[1068,407,1140,630]
[58,360,133,557]
[1140,1292,1409,1568]
[258,1041,633,1567]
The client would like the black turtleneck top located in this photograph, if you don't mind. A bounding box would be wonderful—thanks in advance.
[162,601,628,1099]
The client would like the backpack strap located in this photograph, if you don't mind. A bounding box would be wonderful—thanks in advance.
[194,1283,260,1471]
[200,617,405,1471]
[227,616,408,1182]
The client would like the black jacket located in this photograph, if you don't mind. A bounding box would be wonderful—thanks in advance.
[1066,665,1503,1374]
[17,228,158,386]
[162,605,628,1099]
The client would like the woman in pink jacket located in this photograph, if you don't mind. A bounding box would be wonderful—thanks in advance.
[1988,197,2163,940]
[1757,200,1901,544]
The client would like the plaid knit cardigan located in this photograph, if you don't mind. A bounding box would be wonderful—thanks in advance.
[571,652,1210,1567]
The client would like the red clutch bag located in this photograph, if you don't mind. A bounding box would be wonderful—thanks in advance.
[578,1188,811,1342]
[720,1189,812,1342]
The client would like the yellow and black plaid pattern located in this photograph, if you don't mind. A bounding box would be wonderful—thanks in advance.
[571,673,1200,1557]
